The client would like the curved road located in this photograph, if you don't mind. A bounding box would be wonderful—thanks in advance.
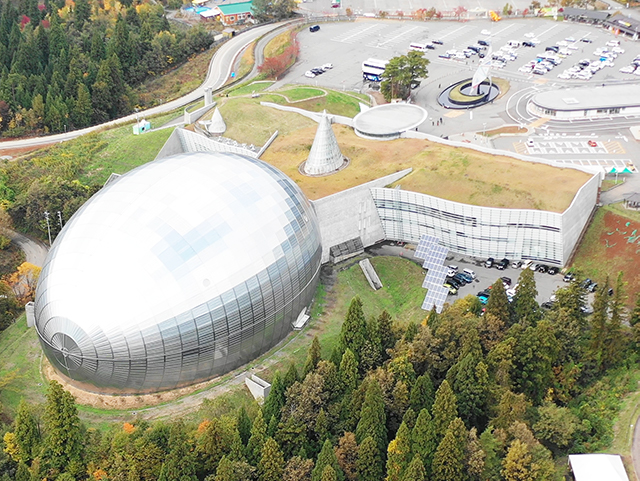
[0,22,284,151]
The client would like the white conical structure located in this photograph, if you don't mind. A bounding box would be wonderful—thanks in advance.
[303,111,344,176]
[207,107,226,135]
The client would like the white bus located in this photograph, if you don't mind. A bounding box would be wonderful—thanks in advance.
[362,58,388,82]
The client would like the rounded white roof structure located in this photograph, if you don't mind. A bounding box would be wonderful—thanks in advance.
[353,103,428,140]
[35,152,322,392]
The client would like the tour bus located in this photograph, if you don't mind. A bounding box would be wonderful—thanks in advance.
[362,58,388,82]
[409,42,429,52]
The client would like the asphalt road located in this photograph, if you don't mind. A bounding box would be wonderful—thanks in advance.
[0,22,282,152]
[5,229,49,268]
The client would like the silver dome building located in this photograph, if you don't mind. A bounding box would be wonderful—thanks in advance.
[34,152,322,393]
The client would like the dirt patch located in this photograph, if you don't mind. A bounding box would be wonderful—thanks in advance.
[0,142,57,157]
[598,211,640,294]
[485,126,528,136]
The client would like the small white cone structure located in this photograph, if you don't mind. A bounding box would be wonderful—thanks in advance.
[304,110,344,175]
[207,107,227,135]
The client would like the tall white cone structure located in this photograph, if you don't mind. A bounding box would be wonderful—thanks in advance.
[207,107,226,135]
[303,111,345,175]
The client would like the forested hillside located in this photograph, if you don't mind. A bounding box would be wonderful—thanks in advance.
[0,0,213,137]
[1,268,639,480]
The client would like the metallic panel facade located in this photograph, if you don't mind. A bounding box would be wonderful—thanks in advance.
[35,152,322,392]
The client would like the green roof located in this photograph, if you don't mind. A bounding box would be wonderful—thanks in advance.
[217,1,253,15]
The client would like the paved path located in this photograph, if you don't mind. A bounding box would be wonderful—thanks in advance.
[5,230,49,267]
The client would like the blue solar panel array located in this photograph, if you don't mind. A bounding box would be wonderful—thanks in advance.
[415,234,450,313]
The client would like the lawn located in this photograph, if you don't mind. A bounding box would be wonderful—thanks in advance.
[260,118,589,211]
[263,29,295,58]
[228,81,274,97]
[280,87,325,102]
[570,203,640,300]
[0,315,47,417]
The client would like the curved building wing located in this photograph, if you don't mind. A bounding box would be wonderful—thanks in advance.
[34,152,322,392]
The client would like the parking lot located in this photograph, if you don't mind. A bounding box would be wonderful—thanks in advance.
[291,18,640,91]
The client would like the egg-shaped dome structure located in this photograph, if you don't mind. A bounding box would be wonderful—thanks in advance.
[34,152,322,393]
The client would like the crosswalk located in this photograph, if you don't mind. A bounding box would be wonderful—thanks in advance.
[513,140,626,155]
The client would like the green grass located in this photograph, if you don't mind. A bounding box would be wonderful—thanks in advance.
[281,87,325,101]
[228,81,274,97]
[293,90,367,117]
[0,315,47,416]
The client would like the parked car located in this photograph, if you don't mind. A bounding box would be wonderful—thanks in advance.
[311,68,324,75]
[322,63,334,70]
[304,70,316,78]
[447,266,458,277]
[588,282,598,293]
[432,39,444,45]
[478,39,490,46]
[453,272,471,284]
[541,301,555,310]
[485,257,495,268]
[477,289,491,298]
[563,273,575,282]
[477,295,489,305]
[581,278,593,289]
[463,268,476,280]
[447,277,463,289]
[444,283,458,295]
[548,266,559,275]
[588,140,598,147]
[523,41,535,47]
[501,276,512,286]
[497,258,509,270]
[536,264,548,273]
[309,25,320,32]
[511,260,523,269]
[580,38,593,43]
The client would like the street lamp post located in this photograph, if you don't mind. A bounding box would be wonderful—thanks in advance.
[57,211,63,230]
[44,211,52,246]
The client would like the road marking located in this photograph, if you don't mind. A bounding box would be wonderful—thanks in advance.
[513,142,527,154]
[534,24,558,40]
[445,111,464,118]
[379,26,422,46]
[491,24,516,38]
[603,141,626,154]
[529,117,550,129]
[440,25,469,39]
[337,24,380,42]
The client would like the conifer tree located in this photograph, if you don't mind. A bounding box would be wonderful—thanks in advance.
[355,381,387,454]
[258,437,285,481]
[320,464,336,481]
[385,421,412,481]
[263,372,285,426]
[501,439,531,481]
[465,427,486,481]
[229,428,245,462]
[485,279,511,326]
[198,418,230,474]
[402,407,416,430]
[246,410,267,465]
[41,381,84,477]
[339,348,358,395]
[377,310,396,357]
[630,291,640,326]
[401,453,426,481]
[267,415,278,438]
[410,373,435,413]
[604,272,627,370]
[15,462,30,481]
[284,362,299,389]
[450,352,489,429]
[431,427,465,481]
[356,436,383,481]
[340,297,367,359]
[158,422,198,481]
[237,406,252,446]
[13,399,40,463]
[311,439,344,481]
[335,432,358,481]
[512,267,541,325]
[432,380,458,440]
[314,408,329,444]
[411,409,436,475]
[283,455,314,481]
[304,336,322,376]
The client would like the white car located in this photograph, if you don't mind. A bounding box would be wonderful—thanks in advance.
[481,29,492,35]
[620,65,635,74]
[613,47,625,54]
[565,36,576,42]
[567,44,579,50]
[322,63,333,70]
[304,71,316,78]
[525,32,535,38]
[606,39,620,47]
[556,40,568,47]
[557,72,572,79]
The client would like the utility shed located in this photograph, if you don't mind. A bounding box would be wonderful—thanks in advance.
[568,454,629,481]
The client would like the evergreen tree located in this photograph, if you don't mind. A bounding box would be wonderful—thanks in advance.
[237,406,252,446]
[283,362,299,389]
[385,422,411,481]
[512,267,540,325]
[339,348,358,395]
[356,436,383,481]
[411,409,437,476]
[158,422,198,481]
[501,440,531,481]
[258,437,285,481]
[283,455,314,481]
[41,381,84,477]
[304,336,322,376]
[410,373,435,413]
[246,410,267,465]
[229,428,245,462]
[15,462,30,481]
[74,0,91,25]
[267,415,278,438]
[401,454,426,481]
[355,381,387,454]
[449,352,489,429]
[311,439,344,481]
[198,418,231,475]
[431,427,465,481]
[340,297,367,359]
[72,83,91,128]
[465,428,486,481]
[314,408,329,444]
[432,380,458,440]
[263,372,285,425]
[377,310,395,358]
[485,279,511,326]
[604,272,627,370]
[214,455,256,481]
[401,407,416,430]
[630,291,640,326]
[320,465,337,481]
[335,432,358,481]
[13,399,40,463]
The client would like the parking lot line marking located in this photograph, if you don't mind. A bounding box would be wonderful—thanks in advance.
[513,142,527,154]
[491,24,516,38]
[338,24,380,43]
[440,25,469,39]
[379,26,421,46]
[534,24,558,40]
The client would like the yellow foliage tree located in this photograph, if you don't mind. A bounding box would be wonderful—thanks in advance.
[6,262,41,305]
[2,432,19,462]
